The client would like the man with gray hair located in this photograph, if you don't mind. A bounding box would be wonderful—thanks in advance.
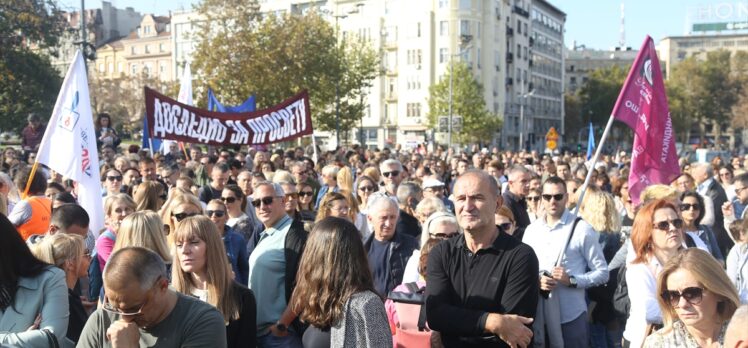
[503,165,532,240]
[315,164,339,208]
[380,159,405,196]
[248,181,307,346]
[364,195,418,296]
[692,162,732,256]
[77,247,227,347]
[395,182,423,239]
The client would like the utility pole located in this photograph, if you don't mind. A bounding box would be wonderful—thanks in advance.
[80,0,86,69]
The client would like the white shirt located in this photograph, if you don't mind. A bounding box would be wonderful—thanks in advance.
[401,249,421,284]
[623,256,663,348]
[523,210,609,324]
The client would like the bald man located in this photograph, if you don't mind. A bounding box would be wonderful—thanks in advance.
[77,247,226,348]
[725,305,748,348]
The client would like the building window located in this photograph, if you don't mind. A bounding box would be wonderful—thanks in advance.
[459,0,471,10]
[108,63,113,72]
[131,46,136,55]
[517,44,521,58]
[476,24,481,38]
[417,22,421,37]
[131,64,138,75]
[440,21,448,36]
[160,43,165,52]
[407,103,422,117]
[517,19,522,34]
[440,48,448,63]
[460,20,470,36]
[144,26,151,34]
[98,64,104,73]
[145,45,150,54]
[477,48,481,68]
[118,62,123,72]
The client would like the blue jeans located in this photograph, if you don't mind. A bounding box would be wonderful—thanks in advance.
[590,322,623,348]
[257,331,303,348]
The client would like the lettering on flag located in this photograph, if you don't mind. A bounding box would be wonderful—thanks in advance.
[144,87,313,146]
[59,92,80,132]
[610,36,680,205]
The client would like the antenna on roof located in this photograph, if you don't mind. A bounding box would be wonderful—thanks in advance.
[619,1,626,48]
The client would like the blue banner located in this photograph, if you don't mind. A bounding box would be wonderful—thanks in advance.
[142,115,162,151]
[586,123,595,160]
[207,88,256,113]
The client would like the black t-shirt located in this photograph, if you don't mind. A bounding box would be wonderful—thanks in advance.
[198,185,222,204]
[368,238,391,296]
[67,288,87,343]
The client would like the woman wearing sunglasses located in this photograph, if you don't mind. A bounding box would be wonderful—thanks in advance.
[207,199,249,285]
[355,175,378,215]
[495,206,517,236]
[101,168,123,197]
[526,188,542,223]
[172,215,257,348]
[297,181,317,222]
[623,199,688,348]
[680,191,725,265]
[161,191,204,239]
[221,184,261,250]
[645,248,739,347]
[402,212,460,283]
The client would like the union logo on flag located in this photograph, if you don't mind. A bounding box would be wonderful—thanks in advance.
[58,91,80,132]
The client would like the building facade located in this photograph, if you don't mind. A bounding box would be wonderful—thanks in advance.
[564,47,637,93]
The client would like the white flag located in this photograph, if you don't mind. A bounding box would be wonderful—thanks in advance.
[36,50,105,237]
[161,62,193,154]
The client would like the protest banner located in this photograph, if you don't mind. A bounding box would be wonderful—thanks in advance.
[144,87,312,146]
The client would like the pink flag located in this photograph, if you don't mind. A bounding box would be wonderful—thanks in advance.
[611,36,680,205]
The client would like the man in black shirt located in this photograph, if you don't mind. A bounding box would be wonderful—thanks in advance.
[502,165,532,240]
[426,169,539,348]
[198,163,230,204]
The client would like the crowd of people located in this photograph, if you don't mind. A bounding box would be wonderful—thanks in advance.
[1,113,748,348]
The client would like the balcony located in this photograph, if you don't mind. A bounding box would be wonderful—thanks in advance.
[506,77,513,86]
[529,37,534,47]
[513,5,530,18]
[528,59,533,67]
[507,26,514,36]
[385,93,398,102]
[506,52,514,64]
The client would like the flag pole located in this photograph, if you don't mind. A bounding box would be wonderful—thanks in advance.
[555,114,615,266]
[22,161,41,199]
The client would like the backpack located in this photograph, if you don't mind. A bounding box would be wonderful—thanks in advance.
[388,282,432,348]
[613,234,698,319]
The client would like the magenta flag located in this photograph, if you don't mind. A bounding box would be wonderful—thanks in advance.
[611,36,680,205]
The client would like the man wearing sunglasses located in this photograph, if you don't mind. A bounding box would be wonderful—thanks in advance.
[723,173,748,235]
[380,159,405,196]
[248,182,307,347]
[522,176,608,347]
[78,247,227,347]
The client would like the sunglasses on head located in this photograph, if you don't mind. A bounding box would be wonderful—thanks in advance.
[359,185,376,192]
[299,191,314,197]
[679,203,700,211]
[527,196,540,202]
[220,196,237,204]
[542,193,565,201]
[172,212,199,222]
[107,175,123,182]
[661,287,704,307]
[653,218,684,230]
[206,210,225,218]
[251,196,276,207]
[383,171,400,178]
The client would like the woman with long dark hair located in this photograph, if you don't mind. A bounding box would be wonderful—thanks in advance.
[290,217,391,347]
[0,214,69,346]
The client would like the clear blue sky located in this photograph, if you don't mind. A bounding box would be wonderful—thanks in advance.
[63,0,744,50]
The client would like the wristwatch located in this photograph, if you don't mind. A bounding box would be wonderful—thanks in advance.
[569,276,578,288]
[276,322,288,332]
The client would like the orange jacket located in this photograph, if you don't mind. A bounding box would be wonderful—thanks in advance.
[17,196,52,240]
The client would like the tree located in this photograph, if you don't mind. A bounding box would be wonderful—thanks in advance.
[573,65,630,147]
[0,0,65,132]
[427,61,501,145]
[191,0,379,137]
[563,92,582,144]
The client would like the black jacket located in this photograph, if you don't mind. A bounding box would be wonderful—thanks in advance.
[704,179,734,255]
[226,282,257,348]
[364,231,419,296]
[396,209,421,239]
[284,218,308,333]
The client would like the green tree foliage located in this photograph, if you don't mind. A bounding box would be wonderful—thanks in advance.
[192,0,379,136]
[577,65,628,125]
[427,61,501,145]
[0,0,65,132]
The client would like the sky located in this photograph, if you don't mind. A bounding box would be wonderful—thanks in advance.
[62,0,747,50]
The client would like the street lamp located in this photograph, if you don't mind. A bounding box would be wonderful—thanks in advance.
[448,34,473,150]
[518,86,535,151]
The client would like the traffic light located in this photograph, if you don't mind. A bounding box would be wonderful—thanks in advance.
[577,144,582,153]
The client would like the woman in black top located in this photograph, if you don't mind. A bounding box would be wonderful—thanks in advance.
[171,215,257,348]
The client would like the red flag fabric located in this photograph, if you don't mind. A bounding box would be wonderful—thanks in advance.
[611,36,680,205]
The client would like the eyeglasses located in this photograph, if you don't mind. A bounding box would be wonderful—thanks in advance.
[285,192,299,199]
[329,205,350,214]
[499,222,514,231]
[299,191,314,197]
[653,218,684,231]
[430,232,458,239]
[172,212,199,222]
[220,196,237,204]
[251,196,276,207]
[358,185,376,192]
[527,196,540,202]
[102,276,162,316]
[661,287,704,307]
[679,203,700,211]
[106,176,123,182]
[383,171,400,178]
[542,193,565,201]
[206,210,225,218]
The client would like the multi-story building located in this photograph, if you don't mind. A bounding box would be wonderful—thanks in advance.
[564,47,637,93]
[501,0,564,152]
[49,1,141,74]
[93,14,173,81]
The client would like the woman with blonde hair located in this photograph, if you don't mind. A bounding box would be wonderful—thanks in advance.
[362,166,381,186]
[95,193,136,272]
[337,166,354,192]
[402,212,460,283]
[644,248,740,346]
[578,186,624,347]
[132,180,166,212]
[414,197,447,225]
[32,233,90,344]
[160,190,203,237]
[113,211,171,264]
[172,215,256,348]
[290,217,391,346]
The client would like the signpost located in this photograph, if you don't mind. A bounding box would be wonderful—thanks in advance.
[546,126,559,151]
